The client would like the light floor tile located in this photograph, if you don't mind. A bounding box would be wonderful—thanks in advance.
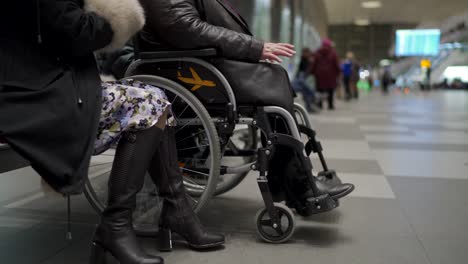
[374,149,468,179]
[360,125,411,133]
[366,130,468,144]
[319,140,374,160]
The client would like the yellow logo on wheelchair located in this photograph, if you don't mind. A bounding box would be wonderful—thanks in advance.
[177,67,216,92]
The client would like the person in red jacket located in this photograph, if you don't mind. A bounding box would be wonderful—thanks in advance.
[310,39,341,110]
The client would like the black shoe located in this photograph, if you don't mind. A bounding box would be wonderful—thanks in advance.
[287,157,353,201]
[315,179,354,200]
[149,128,225,251]
[317,170,342,186]
[91,127,164,264]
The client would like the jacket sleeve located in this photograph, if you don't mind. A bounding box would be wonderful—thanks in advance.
[140,0,264,62]
[39,0,114,57]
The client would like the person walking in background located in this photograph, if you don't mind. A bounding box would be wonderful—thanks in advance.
[341,52,354,101]
[351,56,361,99]
[310,39,341,110]
[381,66,392,94]
[292,48,317,113]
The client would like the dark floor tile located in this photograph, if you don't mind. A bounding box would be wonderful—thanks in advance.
[40,230,95,264]
[0,222,94,264]
[418,235,468,264]
[388,176,468,255]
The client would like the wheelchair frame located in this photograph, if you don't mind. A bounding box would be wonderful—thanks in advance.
[85,48,337,243]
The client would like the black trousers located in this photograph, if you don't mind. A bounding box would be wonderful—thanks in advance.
[266,115,311,200]
[343,76,352,100]
[317,88,335,109]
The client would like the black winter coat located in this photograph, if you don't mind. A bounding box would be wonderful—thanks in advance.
[139,0,264,62]
[138,0,295,112]
[0,0,113,194]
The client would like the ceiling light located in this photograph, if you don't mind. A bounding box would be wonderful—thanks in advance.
[361,1,382,9]
[355,18,370,26]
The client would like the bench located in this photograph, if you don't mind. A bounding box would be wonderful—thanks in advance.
[0,136,30,173]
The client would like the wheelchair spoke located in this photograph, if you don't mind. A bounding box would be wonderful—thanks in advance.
[188,195,199,205]
[176,130,207,144]
[178,144,210,152]
[181,167,210,177]
[176,104,191,119]
[170,95,179,105]
[182,174,204,185]
[275,227,284,236]
[260,219,272,226]
[175,118,199,134]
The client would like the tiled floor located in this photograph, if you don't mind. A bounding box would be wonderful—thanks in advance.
[1,90,468,264]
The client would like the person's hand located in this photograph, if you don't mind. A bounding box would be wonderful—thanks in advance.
[261,43,296,63]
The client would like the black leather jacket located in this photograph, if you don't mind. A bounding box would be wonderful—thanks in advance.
[138,0,264,62]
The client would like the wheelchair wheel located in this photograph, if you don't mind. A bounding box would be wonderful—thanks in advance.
[255,203,296,244]
[84,75,221,234]
[213,125,258,196]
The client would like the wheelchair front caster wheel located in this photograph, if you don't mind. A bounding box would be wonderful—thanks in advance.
[255,203,296,244]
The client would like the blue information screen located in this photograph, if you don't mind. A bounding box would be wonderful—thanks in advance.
[395,29,441,57]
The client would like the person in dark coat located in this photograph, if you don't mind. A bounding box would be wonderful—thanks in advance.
[137,0,354,216]
[381,66,393,94]
[1,0,113,195]
[310,39,341,110]
[2,1,226,262]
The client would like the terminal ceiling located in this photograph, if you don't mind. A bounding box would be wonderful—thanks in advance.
[323,0,468,25]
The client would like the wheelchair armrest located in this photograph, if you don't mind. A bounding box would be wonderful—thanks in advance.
[139,48,218,60]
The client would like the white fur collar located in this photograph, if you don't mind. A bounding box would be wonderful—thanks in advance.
[84,0,145,53]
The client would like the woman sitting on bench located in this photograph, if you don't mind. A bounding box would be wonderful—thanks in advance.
[0,1,223,264]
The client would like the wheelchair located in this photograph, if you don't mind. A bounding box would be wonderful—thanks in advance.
[84,46,340,244]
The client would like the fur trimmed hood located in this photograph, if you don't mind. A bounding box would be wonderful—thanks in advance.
[84,0,145,53]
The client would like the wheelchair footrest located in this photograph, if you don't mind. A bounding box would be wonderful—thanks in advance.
[295,194,338,217]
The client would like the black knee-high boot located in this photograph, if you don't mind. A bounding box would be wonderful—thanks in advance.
[149,128,225,251]
[90,127,164,264]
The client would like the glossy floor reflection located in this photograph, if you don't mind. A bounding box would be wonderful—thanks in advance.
[1,90,467,264]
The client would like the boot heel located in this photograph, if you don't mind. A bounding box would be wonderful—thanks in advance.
[159,228,173,252]
[89,242,107,264]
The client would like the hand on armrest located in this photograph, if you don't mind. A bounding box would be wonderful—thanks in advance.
[261,43,296,63]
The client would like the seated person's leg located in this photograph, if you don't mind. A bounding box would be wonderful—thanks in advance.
[266,115,354,216]
[93,80,224,258]
[93,80,169,263]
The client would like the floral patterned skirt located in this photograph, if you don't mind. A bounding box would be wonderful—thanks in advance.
[94,79,171,155]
